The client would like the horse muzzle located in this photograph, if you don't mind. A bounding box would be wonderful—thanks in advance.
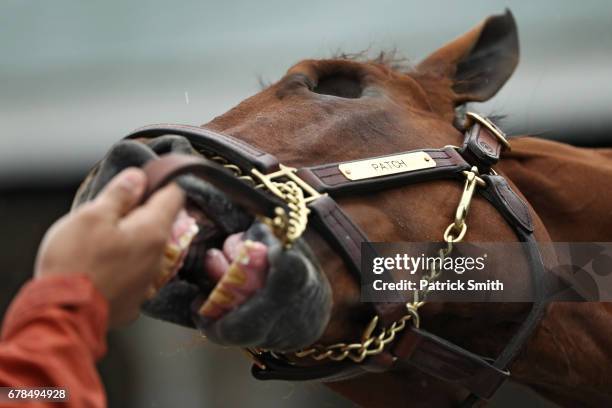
[73,137,333,352]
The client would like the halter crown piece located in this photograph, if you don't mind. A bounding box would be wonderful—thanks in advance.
[130,113,546,407]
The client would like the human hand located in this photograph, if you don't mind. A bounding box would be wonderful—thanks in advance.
[35,168,185,327]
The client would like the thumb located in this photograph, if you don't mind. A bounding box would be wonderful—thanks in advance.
[94,167,146,220]
[122,183,185,235]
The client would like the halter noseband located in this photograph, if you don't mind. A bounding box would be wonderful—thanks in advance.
[126,112,547,407]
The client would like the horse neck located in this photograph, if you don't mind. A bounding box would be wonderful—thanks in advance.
[497,137,612,405]
[499,137,612,241]
[511,302,612,406]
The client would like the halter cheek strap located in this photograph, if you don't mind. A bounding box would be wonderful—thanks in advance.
[128,113,548,406]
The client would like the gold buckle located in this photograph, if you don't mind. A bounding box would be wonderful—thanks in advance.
[252,164,323,204]
[251,165,324,247]
[465,112,511,152]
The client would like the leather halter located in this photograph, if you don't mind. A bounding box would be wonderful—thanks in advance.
[125,112,548,406]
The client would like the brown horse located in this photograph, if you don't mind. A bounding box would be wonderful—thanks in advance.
[73,10,612,407]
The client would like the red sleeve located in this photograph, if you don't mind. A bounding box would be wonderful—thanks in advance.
[0,274,109,408]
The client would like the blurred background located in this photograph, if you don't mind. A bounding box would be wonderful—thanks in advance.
[1,1,611,407]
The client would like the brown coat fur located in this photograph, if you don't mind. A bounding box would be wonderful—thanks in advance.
[202,12,612,406]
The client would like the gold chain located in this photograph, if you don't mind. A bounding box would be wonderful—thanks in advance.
[266,180,310,245]
[289,166,486,363]
[208,155,259,187]
[204,153,312,247]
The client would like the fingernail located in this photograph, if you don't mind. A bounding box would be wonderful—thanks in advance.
[118,168,145,191]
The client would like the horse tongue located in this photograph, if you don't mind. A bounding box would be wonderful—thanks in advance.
[198,240,269,320]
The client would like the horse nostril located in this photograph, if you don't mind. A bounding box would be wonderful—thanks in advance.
[74,136,196,208]
[86,140,158,201]
[145,135,194,155]
[106,140,157,167]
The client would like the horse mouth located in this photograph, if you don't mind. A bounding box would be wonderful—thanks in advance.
[162,177,332,351]
[174,192,265,325]
[177,200,226,293]
[78,137,332,350]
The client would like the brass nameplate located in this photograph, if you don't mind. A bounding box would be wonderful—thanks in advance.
[338,151,435,181]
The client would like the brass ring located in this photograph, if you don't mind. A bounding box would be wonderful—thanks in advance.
[444,222,467,243]
[465,112,511,151]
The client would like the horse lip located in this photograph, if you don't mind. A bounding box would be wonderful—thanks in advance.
[175,174,253,234]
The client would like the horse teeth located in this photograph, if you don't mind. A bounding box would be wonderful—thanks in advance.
[223,243,252,285]
[162,264,176,280]
[198,241,261,318]
[164,244,180,264]
[198,287,234,317]
[162,252,176,268]
[209,287,234,306]
[178,224,199,249]
[224,263,247,286]
[198,300,216,316]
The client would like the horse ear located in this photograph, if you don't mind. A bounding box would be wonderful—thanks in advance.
[417,10,519,104]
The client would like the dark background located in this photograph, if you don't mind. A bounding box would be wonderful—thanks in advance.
[2,1,611,406]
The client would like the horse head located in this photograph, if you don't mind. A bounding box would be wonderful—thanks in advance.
[73,10,553,406]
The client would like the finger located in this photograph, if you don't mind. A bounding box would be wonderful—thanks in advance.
[142,183,185,229]
[93,167,146,221]
[122,183,185,235]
